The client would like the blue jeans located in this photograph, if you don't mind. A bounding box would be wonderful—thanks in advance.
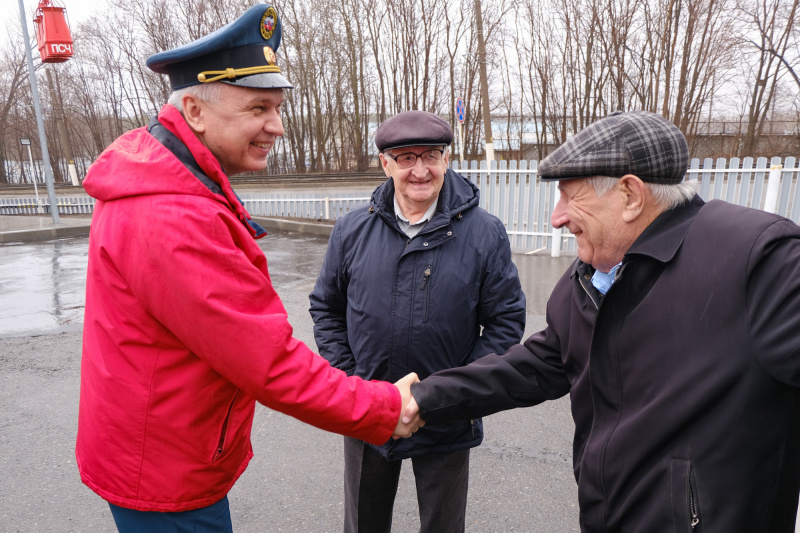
[108,496,233,533]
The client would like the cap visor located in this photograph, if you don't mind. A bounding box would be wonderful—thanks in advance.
[222,73,293,89]
[538,175,589,181]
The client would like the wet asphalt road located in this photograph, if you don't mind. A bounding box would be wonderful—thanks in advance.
[0,231,579,532]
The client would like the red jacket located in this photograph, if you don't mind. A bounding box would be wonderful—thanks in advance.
[76,105,400,512]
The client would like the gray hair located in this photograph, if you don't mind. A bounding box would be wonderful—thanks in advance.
[167,83,224,111]
[589,176,698,210]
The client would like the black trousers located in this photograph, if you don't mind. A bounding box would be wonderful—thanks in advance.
[342,436,470,533]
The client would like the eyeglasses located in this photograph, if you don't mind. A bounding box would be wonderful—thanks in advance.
[384,149,445,169]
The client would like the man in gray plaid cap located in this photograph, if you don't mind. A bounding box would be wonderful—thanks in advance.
[400,110,800,532]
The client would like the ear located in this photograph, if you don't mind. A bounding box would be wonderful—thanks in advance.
[379,153,392,178]
[443,149,450,166]
[618,174,647,223]
[181,93,207,134]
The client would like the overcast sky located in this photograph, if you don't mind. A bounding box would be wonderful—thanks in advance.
[6,0,101,43]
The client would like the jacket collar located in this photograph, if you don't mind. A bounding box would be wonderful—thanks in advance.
[370,168,479,231]
[157,105,265,238]
[626,194,705,263]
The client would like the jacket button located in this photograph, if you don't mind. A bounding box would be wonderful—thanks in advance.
[423,242,429,246]
[447,231,452,236]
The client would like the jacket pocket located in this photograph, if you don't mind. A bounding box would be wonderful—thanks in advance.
[212,390,240,462]
[671,458,702,533]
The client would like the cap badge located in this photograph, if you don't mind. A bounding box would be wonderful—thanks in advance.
[260,7,277,39]
[263,46,276,65]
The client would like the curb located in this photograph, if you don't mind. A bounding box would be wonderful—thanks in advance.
[0,223,92,244]
[0,217,333,244]
[253,217,333,237]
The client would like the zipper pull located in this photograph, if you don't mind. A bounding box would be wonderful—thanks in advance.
[419,265,432,290]
[689,470,700,531]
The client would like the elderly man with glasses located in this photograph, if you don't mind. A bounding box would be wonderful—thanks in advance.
[309,110,527,533]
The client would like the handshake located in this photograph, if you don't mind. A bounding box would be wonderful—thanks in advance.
[392,373,425,439]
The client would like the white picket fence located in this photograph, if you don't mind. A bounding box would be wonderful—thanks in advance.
[453,155,800,255]
[2,156,799,255]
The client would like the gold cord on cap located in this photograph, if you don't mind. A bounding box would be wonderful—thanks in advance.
[196,65,281,84]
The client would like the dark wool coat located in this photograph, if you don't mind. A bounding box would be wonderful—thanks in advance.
[310,170,526,459]
[413,196,800,532]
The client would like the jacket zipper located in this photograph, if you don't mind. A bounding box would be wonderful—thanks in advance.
[419,265,431,290]
[689,468,700,531]
[577,273,602,309]
[419,265,432,322]
[212,390,240,462]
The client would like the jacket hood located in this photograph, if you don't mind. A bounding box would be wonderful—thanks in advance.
[83,105,266,237]
[83,106,226,205]
[370,168,480,225]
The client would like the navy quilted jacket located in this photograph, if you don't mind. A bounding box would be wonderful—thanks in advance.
[310,169,526,458]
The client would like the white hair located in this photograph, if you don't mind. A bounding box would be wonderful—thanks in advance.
[588,176,698,210]
[167,83,225,111]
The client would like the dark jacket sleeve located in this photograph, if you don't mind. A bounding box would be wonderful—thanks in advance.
[468,217,526,363]
[411,323,571,424]
[746,219,800,386]
[309,223,356,376]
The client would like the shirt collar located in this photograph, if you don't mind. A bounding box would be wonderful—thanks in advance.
[591,262,622,294]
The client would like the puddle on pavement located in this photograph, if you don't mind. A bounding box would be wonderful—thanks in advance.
[0,232,574,338]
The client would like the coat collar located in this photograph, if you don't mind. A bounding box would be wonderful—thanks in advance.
[626,194,705,263]
[571,194,705,277]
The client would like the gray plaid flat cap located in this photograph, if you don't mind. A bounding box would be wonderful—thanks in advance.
[538,111,689,184]
[375,110,453,152]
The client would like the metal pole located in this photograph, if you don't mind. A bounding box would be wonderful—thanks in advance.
[458,122,464,165]
[18,0,60,224]
[25,144,43,213]
[473,0,494,163]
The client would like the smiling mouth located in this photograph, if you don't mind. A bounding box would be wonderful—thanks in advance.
[252,142,272,150]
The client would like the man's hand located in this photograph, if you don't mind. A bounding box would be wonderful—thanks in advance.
[393,372,425,439]
[402,396,420,425]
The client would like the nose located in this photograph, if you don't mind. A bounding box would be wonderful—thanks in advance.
[263,108,285,137]
[409,155,429,177]
[551,193,568,229]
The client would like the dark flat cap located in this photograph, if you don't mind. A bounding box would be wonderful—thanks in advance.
[375,110,453,152]
[146,4,292,90]
[538,111,689,184]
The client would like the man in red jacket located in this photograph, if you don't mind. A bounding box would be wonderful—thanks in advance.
[76,5,421,532]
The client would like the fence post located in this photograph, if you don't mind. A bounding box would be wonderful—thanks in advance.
[764,162,783,213]
[325,197,330,220]
[550,186,562,257]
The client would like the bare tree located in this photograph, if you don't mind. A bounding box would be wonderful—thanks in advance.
[736,0,799,154]
[0,23,30,183]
